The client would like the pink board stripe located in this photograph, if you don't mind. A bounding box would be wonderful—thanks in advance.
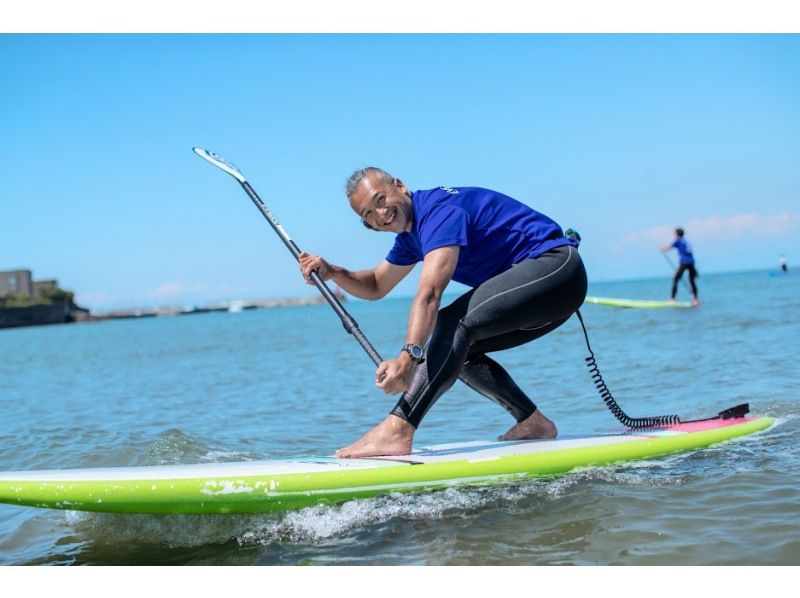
[664,416,757,434]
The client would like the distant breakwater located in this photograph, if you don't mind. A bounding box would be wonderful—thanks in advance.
[0,294,345,330]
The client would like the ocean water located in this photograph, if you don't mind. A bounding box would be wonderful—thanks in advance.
[0,269,798,566]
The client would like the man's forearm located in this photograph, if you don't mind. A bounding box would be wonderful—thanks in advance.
[404,289,441,350]
[328,266,382,300]
[401,246,458,353]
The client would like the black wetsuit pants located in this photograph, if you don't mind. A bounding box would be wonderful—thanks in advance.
[391,245,587,428]
[671,263,698,299]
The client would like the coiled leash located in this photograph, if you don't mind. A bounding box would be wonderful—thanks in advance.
[575,309,681,428]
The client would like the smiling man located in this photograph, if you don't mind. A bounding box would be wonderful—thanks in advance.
[298,167,587,458]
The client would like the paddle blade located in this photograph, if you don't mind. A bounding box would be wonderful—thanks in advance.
[193,147,247,183]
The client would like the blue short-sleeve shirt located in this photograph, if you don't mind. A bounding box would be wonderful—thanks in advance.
[385,186,575,288]
[672,238,695,265]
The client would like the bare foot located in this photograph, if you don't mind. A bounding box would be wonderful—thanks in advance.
[691,298,700,307]
[498,410,557,441]
[336,415,415,458]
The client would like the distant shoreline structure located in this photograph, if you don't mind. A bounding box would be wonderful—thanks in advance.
[1,293,346,329]
[0,268,90,330]
[95,293,344,320]
[1,266,348,329]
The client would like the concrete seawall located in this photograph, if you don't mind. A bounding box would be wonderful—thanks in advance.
[0,303,72,329]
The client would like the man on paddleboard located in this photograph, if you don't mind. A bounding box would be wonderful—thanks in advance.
[298,168,587,458]
[660,227,699,307]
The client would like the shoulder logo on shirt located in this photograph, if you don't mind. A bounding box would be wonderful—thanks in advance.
[439,186,459,195]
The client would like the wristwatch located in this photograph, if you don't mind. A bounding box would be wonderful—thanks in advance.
[401,343,425,364]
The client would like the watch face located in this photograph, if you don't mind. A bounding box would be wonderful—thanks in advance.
[409,344,423,359]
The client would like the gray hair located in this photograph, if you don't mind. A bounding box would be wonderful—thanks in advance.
[345,167,394,199]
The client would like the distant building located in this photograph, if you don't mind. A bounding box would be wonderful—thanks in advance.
[0,269,34,297]
[0,269,80,329]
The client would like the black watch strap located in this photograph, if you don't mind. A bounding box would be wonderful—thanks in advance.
[402,343,425,364]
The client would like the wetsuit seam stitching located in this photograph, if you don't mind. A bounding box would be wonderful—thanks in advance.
[519,321,553,331]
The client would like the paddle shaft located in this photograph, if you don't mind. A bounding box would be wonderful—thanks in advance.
[237,179,384,367]
[662,251,693,295]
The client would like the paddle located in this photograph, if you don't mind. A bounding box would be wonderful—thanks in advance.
[193,147,384,367]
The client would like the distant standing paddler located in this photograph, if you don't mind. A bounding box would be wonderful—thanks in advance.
[660,227,699,307]
[779,254,788,274]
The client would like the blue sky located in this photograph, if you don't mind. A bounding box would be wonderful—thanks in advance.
[1,34,798,310]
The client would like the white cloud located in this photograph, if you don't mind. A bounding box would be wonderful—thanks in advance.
[617,211,800,248]
[139,281,269,306]
[141,281,208,302]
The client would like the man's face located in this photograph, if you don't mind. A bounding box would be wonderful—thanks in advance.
[349,173,413,233]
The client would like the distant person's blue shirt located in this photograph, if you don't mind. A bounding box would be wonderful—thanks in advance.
[672,237,695,265]
[385,186,576,288]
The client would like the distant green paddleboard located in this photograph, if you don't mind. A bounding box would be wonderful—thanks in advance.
[0,416,771,515]
[585,296,693,309]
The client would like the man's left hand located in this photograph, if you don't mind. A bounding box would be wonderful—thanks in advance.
[375,357,416,394]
